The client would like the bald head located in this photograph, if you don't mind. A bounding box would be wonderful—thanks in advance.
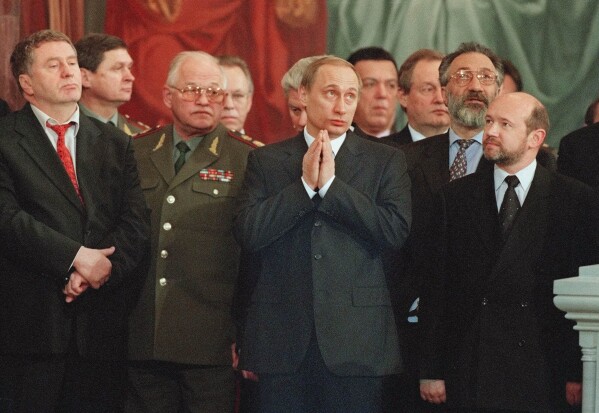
[483,92,548,173]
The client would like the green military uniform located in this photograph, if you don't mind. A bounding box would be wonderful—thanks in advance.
[128,123,259,366]
[79,103,150,136]
[117,113,150,136]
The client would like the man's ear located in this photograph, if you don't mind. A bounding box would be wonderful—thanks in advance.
[80,68,93,88]
[529,128,546,149]
[163,85,173,109]
[441,87,448,106]
[398,88,409,110]
[19,74,33,97]
[299,86,307,106]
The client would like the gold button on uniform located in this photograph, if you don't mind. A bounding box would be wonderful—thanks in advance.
[163,222,172,231]
[213,189,219,195]
[166,195,175,204]
[159,278,167,286]
[160,250,168,258]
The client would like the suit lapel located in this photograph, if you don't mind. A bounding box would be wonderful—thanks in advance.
[471,170,504,261]
[76,114,105,214]
[15,105,85,212]
[334,131,362,185]
[420,134,450,191]
[283,133,307,183]
[150,126,176,184]
[169,124,229,188]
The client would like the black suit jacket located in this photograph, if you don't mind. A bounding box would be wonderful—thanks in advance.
[389,133,492,324]
[0,104,150,359]
[234,131,411,376]
[420,165,598,411]
[382,125,414,147]
[0,99,10,117]
[557,122,599,187]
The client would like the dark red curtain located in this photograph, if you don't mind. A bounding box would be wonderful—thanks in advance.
[105,0,327,143]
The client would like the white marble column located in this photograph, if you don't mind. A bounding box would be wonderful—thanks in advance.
[554,264,599,413]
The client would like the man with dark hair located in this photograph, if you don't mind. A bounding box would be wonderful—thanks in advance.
[234,55,411,412]
[500,58,523,94]
[0,98,9,116]
[584,96,599,126]
[384,48,450,146]
[75,33,149,135]
[383,42,504,413]
[218,55,254,134]
[420,92,593,412]
[0,29,149,412]
[347,46,400,138]
[558,117,599,187]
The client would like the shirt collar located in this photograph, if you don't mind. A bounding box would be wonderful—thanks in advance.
[408,125,427,142]
[303,129,347,157]
[78,103,118,125]
[31,104,80,135]
[449,128,483,146]
[494,159,537,192]
[173,126,204,153]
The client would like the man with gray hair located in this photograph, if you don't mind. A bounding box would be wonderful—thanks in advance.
[218,55,254,134]
[280,55,327,132]
[126,51,260,413]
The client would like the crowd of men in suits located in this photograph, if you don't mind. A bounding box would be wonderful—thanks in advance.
[1,28,599,413]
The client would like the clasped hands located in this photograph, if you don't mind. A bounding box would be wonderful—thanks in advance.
[63,246,115,303]
[302,129,335,192]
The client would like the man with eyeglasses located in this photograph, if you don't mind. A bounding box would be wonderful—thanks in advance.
[126,51,261,413]
[218,55,254,135]
[347,46,400,138]
[383,49,450,147]
[381,42,504,413]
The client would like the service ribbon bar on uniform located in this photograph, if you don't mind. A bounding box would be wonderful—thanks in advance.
[199,168,234,182]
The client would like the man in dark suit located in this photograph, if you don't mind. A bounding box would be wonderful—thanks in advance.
[126,51,260,413]
[420,92,594,412]
[347,47,400,138]
[382,42,504,413]
[558,121,599,187]
[384,49,450,147]
[0,98,10,116]
[0,30,150,412]
[234,56,411,412]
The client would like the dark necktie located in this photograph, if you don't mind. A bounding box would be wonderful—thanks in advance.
[499,175,521,240]
[47,121,83,204]
[175,141,190,174]
[449,139,475,181]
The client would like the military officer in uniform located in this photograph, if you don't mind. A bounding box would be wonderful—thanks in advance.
[75,33,150,136]
[126,51,261,413]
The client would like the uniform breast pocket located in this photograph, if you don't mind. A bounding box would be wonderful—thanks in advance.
[191,180,241,231]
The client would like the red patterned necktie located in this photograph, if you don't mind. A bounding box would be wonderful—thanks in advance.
[46,121,84,204]
[449,139,475,181]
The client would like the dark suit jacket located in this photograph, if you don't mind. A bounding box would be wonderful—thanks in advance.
[382,124,413,147]
[0,99,9,117]
[392,132,556,323]
[557,122,599,187]
[128,124,255,366]
[419,165,598,411]
[0,104,150,359]
[234,131,411,376]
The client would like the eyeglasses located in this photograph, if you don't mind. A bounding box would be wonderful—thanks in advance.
[170,85,226,103]
[449,70,498,86]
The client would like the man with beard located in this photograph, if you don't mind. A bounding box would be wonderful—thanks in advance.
[418,92,594,412]
[382,42,503,413]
